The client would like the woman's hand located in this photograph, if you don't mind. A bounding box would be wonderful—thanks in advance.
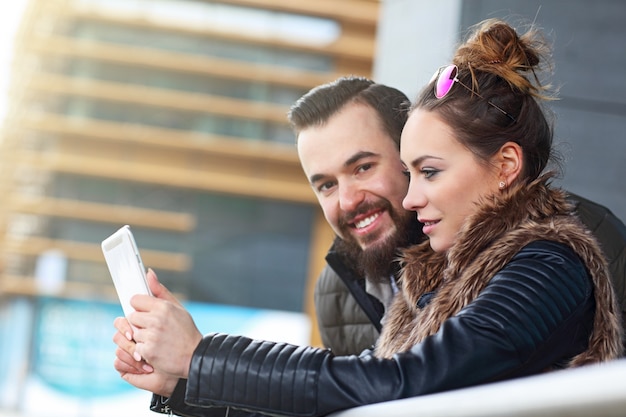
[112,268,200,395]
[128,269,203,379]
[113,319,178,396]
[113,316,153,373]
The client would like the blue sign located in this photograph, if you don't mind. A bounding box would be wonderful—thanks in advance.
[27,297,309,399]
[32,297,129,397]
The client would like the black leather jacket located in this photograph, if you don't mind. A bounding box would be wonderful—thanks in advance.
[152,241,594,417]
[568,193,626,333]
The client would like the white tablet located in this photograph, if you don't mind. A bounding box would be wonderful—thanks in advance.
[102,225,152,318]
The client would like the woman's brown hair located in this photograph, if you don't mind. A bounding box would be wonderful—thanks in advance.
[413,19,561,182]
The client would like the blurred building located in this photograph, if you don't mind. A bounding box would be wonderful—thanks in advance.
[0,0,379,338]
[2,0,623,416]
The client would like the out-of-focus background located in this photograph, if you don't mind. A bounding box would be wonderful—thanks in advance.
[0,1,623,416]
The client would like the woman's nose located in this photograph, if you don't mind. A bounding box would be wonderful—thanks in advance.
[402,180,425,212]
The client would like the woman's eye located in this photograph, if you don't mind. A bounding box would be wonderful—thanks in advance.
[421,168,439,179]
[402,170,411,179]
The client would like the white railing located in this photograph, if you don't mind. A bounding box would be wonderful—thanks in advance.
[329,358,626,417]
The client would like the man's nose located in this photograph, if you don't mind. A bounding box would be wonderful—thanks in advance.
[338,182,365,212]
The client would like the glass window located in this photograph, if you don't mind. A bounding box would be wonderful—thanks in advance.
[43,57,308,106]
[44,174,314,312]
[62,20,335,72]
[36,95,294,143]
[74,0,341,46]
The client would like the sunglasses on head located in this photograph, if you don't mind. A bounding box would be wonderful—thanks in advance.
[431,64,516,123]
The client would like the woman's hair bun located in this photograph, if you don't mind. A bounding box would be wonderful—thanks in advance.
[453,18,554,99]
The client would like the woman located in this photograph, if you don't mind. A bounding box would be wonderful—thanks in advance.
[114,19,622,417]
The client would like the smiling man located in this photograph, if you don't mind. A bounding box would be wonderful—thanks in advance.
[289,77,424,354]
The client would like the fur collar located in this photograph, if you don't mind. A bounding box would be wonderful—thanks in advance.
[375,176,623,364]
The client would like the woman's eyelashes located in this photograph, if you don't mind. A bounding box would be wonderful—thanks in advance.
[421,168,440,179]
[401,162,440,180]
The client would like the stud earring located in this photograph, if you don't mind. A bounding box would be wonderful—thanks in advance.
[499,181,506,189]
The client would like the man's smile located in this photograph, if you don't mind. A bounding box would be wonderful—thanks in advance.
[354,211,382,229]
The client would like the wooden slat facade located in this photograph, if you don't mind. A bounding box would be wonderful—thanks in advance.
[0,0,379,346]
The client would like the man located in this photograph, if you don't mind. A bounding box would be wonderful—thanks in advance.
[288,76,419,355]
[289,76,626,355]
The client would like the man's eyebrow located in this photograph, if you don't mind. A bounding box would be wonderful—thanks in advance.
[308,151,379,185]
[345,151,378,168]
[309,173,325,184]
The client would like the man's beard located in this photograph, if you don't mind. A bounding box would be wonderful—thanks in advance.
[334,200,423,283]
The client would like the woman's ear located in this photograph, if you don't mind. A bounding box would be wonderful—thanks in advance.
[498,141,523,186]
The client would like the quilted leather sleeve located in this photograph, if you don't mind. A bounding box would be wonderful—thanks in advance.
[186,335,328,416]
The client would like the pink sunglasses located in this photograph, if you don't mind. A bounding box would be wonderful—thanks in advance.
[432,64,516,122]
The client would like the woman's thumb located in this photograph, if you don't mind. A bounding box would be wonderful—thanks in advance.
[146,268,181,306]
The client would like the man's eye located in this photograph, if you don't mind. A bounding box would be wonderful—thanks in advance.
[357,163,372,173]
[318,181,335,192]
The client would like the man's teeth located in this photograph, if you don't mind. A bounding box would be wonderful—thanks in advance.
[424,221,436,226]
[355,213,380,229]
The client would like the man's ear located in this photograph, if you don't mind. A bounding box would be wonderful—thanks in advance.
[498,141,523,186]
